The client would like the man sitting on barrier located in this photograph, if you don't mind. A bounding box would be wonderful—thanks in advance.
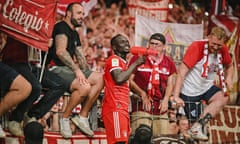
[173,26,233,141]
[129,33,177,137]
[49,2,104,138]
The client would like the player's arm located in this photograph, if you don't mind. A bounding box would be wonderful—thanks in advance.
[112,56,145,84]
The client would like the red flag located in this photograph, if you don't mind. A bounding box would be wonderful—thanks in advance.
[208,0,239,37]
[210,0,227,15]
[57,0,82,16]
[0,0,57,51]
[210,15,238,37]
[57,0,97,17]
[127,0,169,23]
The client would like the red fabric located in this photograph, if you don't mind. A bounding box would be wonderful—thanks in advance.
[210,15,237,36]
[129,55,177,114]
[102,55,130,116]
[210,0,226,15]
[2,37,28,65]
[183,41,232,69]
[182,41,205,69]
[147,63,160,98]
[3,131,107,144]
[127,0,169,22]
[102,112,130,144]
[57,0,83,16]
[102,55,130,143]
[0,0,57,51]
[57,0,94,16]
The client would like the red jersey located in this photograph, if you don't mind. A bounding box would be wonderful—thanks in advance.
[102,55,130,116]
[129,55,177,114]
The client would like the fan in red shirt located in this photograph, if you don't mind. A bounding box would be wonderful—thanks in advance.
[102,34,145,144]
[129,33,177,137]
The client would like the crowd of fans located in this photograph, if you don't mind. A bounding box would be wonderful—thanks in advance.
[0,0,239,142]
[65,0,239,74]
[42,0,239,133]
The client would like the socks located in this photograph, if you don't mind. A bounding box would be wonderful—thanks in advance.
[198,113,212,126]
[79,115,88,122]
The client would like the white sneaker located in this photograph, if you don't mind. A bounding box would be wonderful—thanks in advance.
[60,118,72,138]
[189,122,208,141]
[8,121,23,136]
[0,124,6,138]
[71,115,94,137]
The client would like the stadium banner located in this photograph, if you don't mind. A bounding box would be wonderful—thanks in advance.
[209,105,240,144]
[1,106,239,143]
[127,0,169,23]
[2,131,108,144]
[135,14,203,65]
[0,0,57,51]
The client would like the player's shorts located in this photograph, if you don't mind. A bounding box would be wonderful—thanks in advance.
[0,62,19,96]
[102,111,130,144]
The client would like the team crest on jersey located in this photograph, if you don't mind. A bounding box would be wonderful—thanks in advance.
[112,58,119,66]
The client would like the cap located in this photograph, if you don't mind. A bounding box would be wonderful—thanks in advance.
[149,33,166,44]
[24,121,44,144]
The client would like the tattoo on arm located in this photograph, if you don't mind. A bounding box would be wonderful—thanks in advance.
[55,34,77,71]
[75,46,89,70]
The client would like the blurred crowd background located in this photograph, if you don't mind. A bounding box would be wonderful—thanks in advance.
[55,0,239,73]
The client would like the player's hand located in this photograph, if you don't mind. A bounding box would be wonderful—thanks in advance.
[135,56,146,66]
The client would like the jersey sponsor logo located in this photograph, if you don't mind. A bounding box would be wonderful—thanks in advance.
[112,58,119,66]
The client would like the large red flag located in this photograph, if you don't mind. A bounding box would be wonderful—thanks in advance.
[209,1,240,104]
[0,0,57,51]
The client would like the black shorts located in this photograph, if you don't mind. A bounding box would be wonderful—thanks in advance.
[0,62,19,96]
[180,85,221,122]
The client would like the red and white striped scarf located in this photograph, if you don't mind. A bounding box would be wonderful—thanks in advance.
[147,58,160,98]
[201,43,228,96]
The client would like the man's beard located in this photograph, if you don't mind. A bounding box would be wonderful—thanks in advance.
[71,18,81,27]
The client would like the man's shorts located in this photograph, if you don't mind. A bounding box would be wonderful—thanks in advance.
[180,85,221,122]
[50,66,92,90]
[0,62,19,96]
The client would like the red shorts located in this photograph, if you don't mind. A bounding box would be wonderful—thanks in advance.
[102,111,130,144]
